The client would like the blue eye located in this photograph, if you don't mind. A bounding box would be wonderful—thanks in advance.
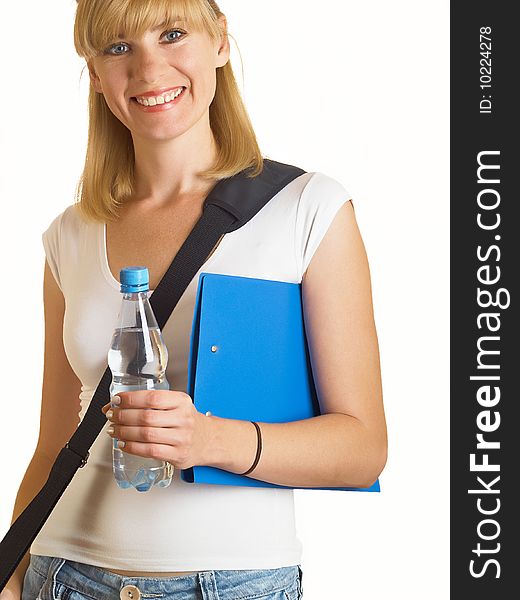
[104,29,185,56]
[164,29,184,43]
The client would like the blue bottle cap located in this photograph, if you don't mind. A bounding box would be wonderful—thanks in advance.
[120,266,149,293]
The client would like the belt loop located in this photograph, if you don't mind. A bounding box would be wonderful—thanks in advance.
[297,565,303,596]
[197,570,218,600]
[50,558,67,598]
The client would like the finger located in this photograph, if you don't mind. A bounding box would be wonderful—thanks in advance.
[116,389,188,410]
[117,440,170,460]
[101,401,116,414]
[108,425,188,447]
[107,407,187,428]
[114,439,181,462]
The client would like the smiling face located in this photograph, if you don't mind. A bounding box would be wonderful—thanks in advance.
[87,15,229,141]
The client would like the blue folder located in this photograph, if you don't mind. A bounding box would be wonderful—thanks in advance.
[181,272,380,492]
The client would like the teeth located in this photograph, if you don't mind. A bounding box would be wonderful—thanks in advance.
[135,88,184,106]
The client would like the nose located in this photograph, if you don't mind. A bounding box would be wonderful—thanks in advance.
[131,47,172,86]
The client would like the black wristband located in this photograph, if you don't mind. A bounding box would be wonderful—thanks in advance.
[239,421,262,476]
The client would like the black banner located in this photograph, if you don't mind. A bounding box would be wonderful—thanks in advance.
[451,2,518,596]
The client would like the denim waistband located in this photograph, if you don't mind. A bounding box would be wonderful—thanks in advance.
[28,554,302,600]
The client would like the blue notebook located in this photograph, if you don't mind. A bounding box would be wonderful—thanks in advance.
[181,272,380,492]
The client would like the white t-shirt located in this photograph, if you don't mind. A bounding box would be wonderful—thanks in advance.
[30,170,352,571]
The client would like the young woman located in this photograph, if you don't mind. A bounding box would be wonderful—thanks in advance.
[2,1,387,598]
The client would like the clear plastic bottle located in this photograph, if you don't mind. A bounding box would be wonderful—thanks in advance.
[107,266,173,492]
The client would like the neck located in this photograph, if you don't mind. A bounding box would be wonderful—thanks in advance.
[129,113,218,209]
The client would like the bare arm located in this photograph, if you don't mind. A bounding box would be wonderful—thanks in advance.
[3,259,82,595]
[204,200,388,488]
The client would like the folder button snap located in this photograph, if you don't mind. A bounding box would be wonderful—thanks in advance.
[120,584,141,600]
[211,345,218,352]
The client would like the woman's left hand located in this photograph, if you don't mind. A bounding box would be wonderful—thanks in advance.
[101,390,213,470]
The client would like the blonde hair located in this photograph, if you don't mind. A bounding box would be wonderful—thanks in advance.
[73,0,264,223]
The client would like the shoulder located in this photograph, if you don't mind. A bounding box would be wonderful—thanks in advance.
[270,166,352,217]
[291,170,353,279]
[294,170,353,234]
[42,203,87,240]
[260,159,351,206]
[297,171,352,209]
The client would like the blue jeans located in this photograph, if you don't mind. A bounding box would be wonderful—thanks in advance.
[22,554,303,600]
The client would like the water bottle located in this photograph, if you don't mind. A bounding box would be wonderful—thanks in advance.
[107,266,173,492]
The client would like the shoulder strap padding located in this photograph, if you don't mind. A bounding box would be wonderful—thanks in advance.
[204,158,307,233]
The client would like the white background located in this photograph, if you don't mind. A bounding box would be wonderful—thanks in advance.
[0,1,449,598]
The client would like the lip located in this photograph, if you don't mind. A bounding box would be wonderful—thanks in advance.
[131,86,185,99]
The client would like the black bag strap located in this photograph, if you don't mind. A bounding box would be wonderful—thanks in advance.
[0,159,306,590]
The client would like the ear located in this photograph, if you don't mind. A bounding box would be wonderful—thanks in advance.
[87,60,103,94]
[215,14,230,68]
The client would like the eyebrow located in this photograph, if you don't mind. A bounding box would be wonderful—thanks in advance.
[116,19,186,38]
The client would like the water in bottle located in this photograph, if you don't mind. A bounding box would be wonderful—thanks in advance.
[107,266,173,492]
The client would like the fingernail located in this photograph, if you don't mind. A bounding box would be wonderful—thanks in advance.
[112,396,121,406]
[117,440,126,449]
[106,410,114,419]
[107,426,114,435]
